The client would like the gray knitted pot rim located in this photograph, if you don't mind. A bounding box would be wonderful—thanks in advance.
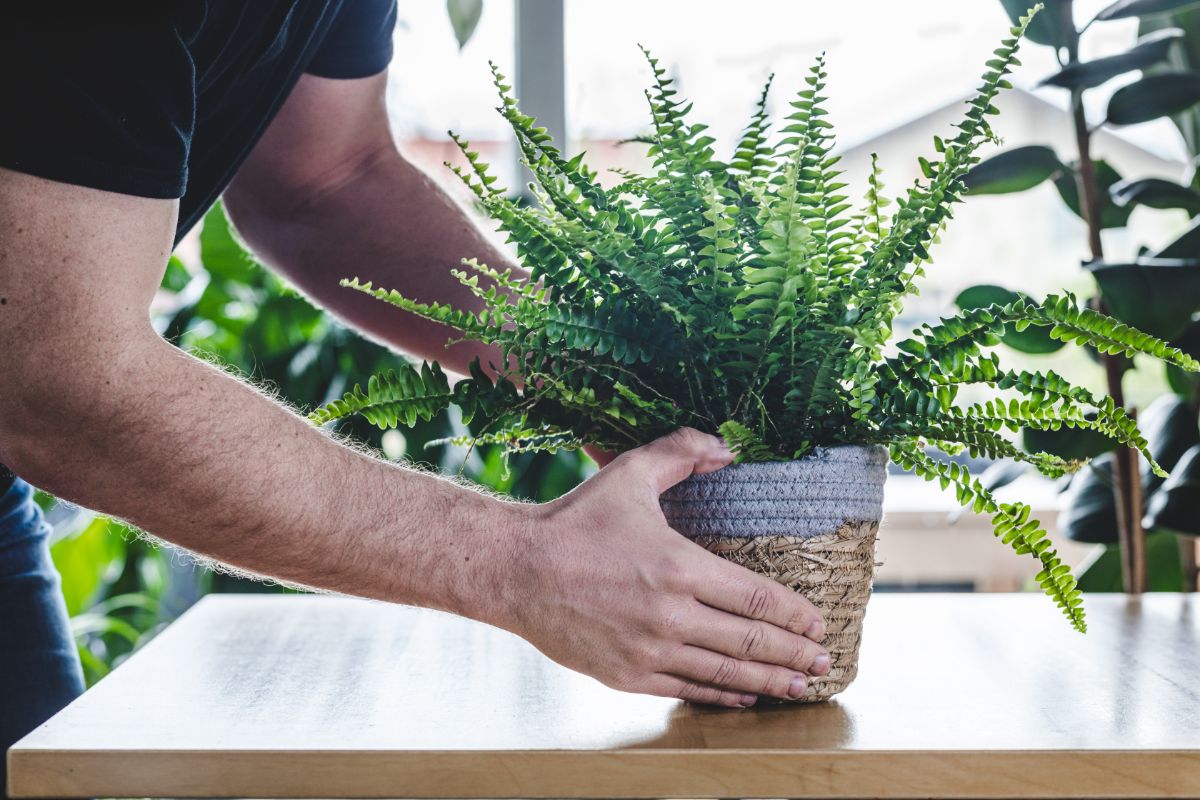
[661,444,888,539]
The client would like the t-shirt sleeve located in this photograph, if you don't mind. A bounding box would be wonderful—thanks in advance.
[0,5,195,199]
[306,0,397,80]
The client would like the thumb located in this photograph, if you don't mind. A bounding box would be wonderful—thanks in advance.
[626,427,733,495]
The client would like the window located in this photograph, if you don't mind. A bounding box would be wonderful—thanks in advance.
[388,1,518,196]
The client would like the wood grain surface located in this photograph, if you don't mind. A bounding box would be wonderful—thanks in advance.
[9,593,1200,798]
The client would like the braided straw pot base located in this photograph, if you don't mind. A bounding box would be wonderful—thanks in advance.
[693,521,878,702]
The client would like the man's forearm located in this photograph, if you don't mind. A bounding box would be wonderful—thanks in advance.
[2,327,522,619]
[225,144,518,377]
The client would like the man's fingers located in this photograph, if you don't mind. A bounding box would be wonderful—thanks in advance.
[666,644,810,701]
[641,673,758,708]
[619,428,733,494]
[692,552,827,640]
[683,604,830,675]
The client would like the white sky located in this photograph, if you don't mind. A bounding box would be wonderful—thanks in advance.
[388,0,1184,161]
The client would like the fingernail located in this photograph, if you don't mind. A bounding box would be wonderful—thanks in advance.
[788,675,808,699]
[738,693,758,707]
[805,618,826,641]
[812,653,832,676]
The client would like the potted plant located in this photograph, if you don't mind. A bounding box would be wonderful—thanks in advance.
[961,0,1200,593]
[310,5,1197,700]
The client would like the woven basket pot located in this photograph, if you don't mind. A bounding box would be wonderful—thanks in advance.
[660,445,888,702]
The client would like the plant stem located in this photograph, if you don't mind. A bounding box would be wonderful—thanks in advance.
[1188,389,1200,592]
[1182,535,1199,592]
[1065,3,1147,594]
[1070,96,1105,261]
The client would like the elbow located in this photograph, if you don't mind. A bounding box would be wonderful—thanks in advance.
[0,326,162,493]
[221,184,305,269]
[0,371,103,492]
[0,389,77,494]
[221,188,274,256]
[222,156,340,261]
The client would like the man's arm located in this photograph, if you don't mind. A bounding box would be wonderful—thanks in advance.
[223,73,507,376]
[0,170,509,616]
[0,167,832,706]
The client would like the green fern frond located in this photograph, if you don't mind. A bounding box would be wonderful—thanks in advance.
[885,357,1165,477]
[339,277,490,335]
[447,131,505,198]
[850,5,1042,358]
[901,295,1199,372]
[777,54,857,297]
[852,153,890,249]
[309,362,454,429]
[540,300,682,365]
[719,420,783,463]
[427,424,582,454]
[881,404,1082,479]
[890,441,1086,633]
[730,73,777,181]
[638,45,729,258]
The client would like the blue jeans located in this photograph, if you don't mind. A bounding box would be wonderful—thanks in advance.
[0,478,84,797]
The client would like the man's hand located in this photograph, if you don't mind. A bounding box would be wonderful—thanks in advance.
[493,429,830,708]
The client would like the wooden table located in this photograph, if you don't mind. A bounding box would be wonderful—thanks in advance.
[8,593,1200,799]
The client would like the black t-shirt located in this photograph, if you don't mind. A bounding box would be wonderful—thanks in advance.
[0,0,397,244]
[0,1,396,493]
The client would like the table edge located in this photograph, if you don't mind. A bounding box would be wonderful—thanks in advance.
[11,746,1200,799]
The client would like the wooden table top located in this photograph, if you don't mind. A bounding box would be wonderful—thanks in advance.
[9,593,1200,799]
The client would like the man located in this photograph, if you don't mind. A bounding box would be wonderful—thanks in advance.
[0,2,831,777]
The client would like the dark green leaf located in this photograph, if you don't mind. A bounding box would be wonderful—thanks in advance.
[1000,0,1072,47]
[1076,532,1184,590]
[1167,360,1198,393]
[1061,454,1121,543]
[978,460,1028,492]
[954,284,1066,353]
[1095,0,1200,21]
[1166,319,1200,395]
[1140,8,1200,151]
[1110,176,1200,211]
[1088,258,1200,339]
[1154,217,1200,257]
[161,255,192,293]
[1137,394,1200,494]
[198,202,261,283]
[963,145,1064,194]
[1076,542,1124,590]
[1039,29,1183,89]
[446,0,483,49]
[1144,443,1200,534]
[243,294,324,357]
[50,517,127,617]
[1053,160,1132,228]
[1023,416,1116,460]
[1106,70,1200,125]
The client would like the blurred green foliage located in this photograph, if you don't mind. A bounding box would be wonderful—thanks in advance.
[47,202,592,684]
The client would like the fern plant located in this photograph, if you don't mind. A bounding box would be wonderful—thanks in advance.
[311,6,1198,632]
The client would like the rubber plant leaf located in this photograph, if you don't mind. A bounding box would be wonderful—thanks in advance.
[963,145,1064,195]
